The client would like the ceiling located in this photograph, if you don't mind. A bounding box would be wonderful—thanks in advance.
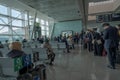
[18,0,109,22]
[18,0,81,22]
[89,0,109,2]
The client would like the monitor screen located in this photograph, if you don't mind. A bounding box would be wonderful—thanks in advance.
[111,13,120,21]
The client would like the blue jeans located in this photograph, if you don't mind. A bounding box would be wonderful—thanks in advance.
[105,47,116,68]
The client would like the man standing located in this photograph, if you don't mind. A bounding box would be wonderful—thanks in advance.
[117,24,120,50]
[103,23,118,69]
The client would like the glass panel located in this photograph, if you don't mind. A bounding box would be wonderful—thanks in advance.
[30,20,33,25]
[41,19,45,25]
[12,27,25,35]
[0,26,9,34]
[46,27,49,31]
[12,36,23,41]
[0,16,8,24]
[25,14,28,20]
[12,19,22,27]
[0,5,8,15]
[46,21,49,26]
[29,16,32,19]
[11,9,22,18]
[42,30,45,35]
[36,18,39,22]
[25,21,28,26]
[41,26,45,30]
[46,31,49,36]
[0,36,9,43]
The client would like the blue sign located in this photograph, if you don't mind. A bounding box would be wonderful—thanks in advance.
[23,54,32,67]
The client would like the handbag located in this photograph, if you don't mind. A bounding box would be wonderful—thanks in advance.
[85,38,89,43]
[92,40,95,44]
[97,40,102,45]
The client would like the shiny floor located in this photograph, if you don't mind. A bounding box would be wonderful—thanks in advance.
[0,45,120,80]
[47,45,120,80]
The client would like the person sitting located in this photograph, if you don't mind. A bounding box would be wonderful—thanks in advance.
[44,40,55,65]
[7,42,33,75]
[7,42,25,58]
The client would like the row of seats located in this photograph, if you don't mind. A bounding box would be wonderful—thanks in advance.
[0,47,47,77]
[0,41,66,78]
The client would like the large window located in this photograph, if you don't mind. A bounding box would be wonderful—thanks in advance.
[46,31,49,36]
[36,18,39,22]
[11,9,22,19]
[12,27,25,35]
[40,20,49,37]
[0,16,8,24]
[0,36,9,43]
[12,19,22,27]
[0,4,26,42]
[41,26,45,30]
[0,5,8,15]
[46,21,49,26]
[0,4,51,42]
[41,19,45,25]
[0,26,9,34]
[12,36,23,41]
[25,14,28,20]
[46,27,49,31]
[41,31,45,36]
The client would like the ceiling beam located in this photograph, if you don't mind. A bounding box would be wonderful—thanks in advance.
[59,19,82,22]
[77,0,88,30]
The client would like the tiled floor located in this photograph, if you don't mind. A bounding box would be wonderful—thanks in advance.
[47,45,120,80]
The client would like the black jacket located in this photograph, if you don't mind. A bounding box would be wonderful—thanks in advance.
[7,50,25,58]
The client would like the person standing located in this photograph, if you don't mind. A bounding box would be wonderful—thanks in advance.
[86,30,93,52]
[74,32,79,44]
[117,24,120,50]
[93,29,103,56]
[102,23,118,69]
[63,36,70,53]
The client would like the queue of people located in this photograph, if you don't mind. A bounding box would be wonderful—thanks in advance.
[102,23,119,69]
[82,23,120,69]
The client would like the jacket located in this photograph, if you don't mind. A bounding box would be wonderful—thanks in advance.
[103,26,118,49]
[7,49,25,58]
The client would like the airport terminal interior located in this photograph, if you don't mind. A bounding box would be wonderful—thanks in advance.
[0,0,120,80]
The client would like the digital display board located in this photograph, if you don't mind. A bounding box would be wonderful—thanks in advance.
[96,13,120,23]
